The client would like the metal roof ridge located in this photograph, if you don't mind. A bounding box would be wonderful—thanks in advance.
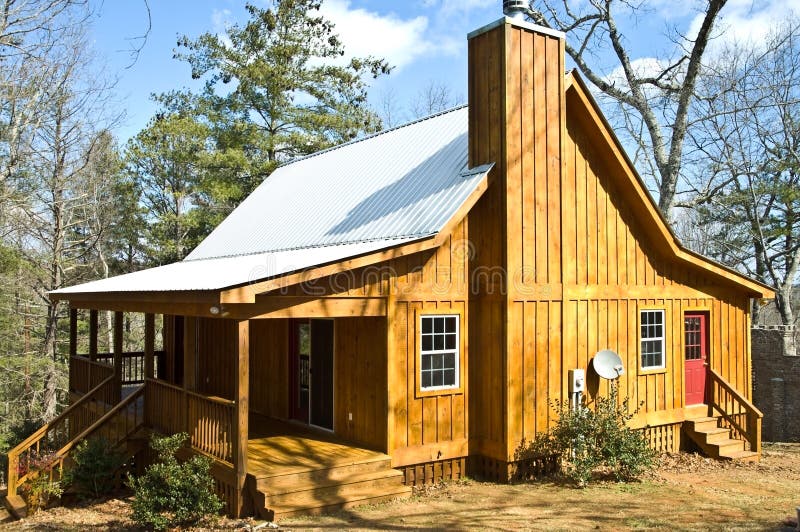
[181,233,436,263]
[278,105,469,169]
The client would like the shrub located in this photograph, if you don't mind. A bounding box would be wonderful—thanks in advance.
[128,432,223,531]
[517,387,656,486]
[63,437,126,499]
[18,451,63,513]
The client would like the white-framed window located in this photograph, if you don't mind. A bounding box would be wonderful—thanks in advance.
[420,314,459,391]
[640,309,665,369]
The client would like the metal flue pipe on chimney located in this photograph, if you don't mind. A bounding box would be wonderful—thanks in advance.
[503,0,529,20]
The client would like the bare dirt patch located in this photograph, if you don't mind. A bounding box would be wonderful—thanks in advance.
[4,443,800,531]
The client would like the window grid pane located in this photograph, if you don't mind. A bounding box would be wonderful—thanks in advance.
[420,315,459,390]
[640,310,665,369]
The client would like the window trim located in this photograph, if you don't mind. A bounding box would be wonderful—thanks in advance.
[415,310,464,398]
[639,308,667,372]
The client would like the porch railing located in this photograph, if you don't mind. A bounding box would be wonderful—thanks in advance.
[94,351,166,385]
[707,367,763,453]
[69,350,166,395]
[69,356,114,395]
[7,375,116,498]
[145,378,235,464]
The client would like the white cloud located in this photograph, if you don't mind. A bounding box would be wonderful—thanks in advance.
[602,57,674,96]
[435,0,496,17]
[319,0,432,71]
[211,8,233,49]
[688,0,800,51]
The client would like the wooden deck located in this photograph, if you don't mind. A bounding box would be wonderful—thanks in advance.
[245,415,410,518]
[247,415,388,478]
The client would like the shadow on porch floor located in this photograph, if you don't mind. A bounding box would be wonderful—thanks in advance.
[246,415,389,479]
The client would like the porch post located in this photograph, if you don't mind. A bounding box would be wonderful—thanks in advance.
[182,317,196,438]
[68,308,77,358]
[69,308,77,393]
[144,313,155,380]
[233,319,250,517]
[88,309,98,388]
[113,311,123,401]
[183,317,197,391]
[89,309,98,360]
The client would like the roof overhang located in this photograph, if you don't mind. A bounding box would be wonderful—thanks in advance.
[51,163,494,312]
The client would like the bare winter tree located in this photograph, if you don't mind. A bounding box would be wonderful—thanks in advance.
[6,25,119,421]
[687,21,800,347]
[528,0,727,217]
[410,80,463,120]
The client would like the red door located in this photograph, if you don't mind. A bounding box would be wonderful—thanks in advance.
[684,313,708,405]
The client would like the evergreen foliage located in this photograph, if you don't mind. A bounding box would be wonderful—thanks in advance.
[128,433,223,531]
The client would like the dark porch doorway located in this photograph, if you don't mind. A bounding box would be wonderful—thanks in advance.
[289,319,334,430]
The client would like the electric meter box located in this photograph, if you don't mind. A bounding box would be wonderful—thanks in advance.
[568,368,585,394]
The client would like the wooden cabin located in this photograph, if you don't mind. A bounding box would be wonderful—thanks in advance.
[4,14,773,520]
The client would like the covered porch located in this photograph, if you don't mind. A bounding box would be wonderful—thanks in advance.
[51,299,396,518]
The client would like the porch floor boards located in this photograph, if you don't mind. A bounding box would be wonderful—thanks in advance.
[245,415,410,518]
[246,415,388,479]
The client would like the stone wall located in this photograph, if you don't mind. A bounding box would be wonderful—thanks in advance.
[752,326,800,442]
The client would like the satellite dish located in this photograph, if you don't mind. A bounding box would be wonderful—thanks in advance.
[593,350,625,379]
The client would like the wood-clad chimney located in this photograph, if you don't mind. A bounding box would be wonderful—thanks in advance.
[466,14,566,463]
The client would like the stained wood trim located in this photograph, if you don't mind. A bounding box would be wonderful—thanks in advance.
[219,238,440,304]
[183,317,197,391]
[233,319,249,517]
[432,168,491,248]
[113,311,123,401]
[69,300,222,317]
[247,297,386,319]
[386,292,397,454]
[89,310,98,360]
[144,313,155,380]
[390,438,468,468]
[628,407,688,429]
[413,308,466,399]
[69,309,77,359]
[54,290,220,304]
[565,72,772,298]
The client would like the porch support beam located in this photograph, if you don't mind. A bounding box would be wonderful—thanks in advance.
[68,308,77,358]
[183,317,197,391]
[88,309,98,360]
[113,311,124,401]
[144,313,155,380]
[233,319,250,517]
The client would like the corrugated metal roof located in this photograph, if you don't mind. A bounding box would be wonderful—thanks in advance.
[186,105,473,260]
[53,238,423,294]
[53,106,491,295]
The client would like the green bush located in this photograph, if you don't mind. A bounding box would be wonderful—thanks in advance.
[63,437,126,499]
[128,433,223,531]
[18,451,63,513]
[517,387,656,486]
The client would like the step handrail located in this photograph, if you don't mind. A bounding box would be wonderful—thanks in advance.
[52,385,145,461]
[707,367,763,453]
[6,374,116,497]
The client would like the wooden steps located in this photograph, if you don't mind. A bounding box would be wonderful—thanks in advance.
[249,455,411,520]
[684,415,759,462]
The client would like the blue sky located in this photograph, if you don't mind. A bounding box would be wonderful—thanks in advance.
[89,0,799,143]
